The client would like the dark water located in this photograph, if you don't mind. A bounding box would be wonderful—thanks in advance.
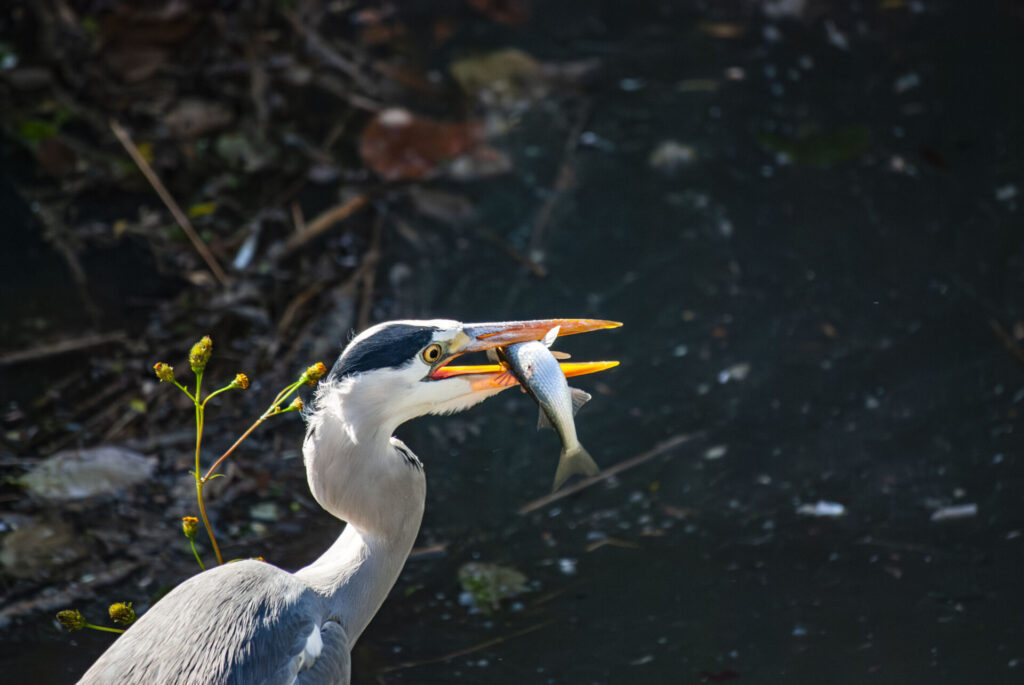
[6,1,1024,683]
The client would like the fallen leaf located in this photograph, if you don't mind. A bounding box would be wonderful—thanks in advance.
[359,108,483,181]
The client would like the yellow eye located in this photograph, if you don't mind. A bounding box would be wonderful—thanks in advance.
[422,343,443,363]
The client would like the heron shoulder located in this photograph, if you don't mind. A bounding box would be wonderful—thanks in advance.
[79,561,329,685]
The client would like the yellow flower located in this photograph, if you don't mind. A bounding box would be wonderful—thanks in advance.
[189,336,213,373]
[231,373,249,390]
[153,362,175,383]
[289,397,304,412]
[108,602,137,626]
[181,516,200,539]
[57,609,86,631]
[302,362,327,386]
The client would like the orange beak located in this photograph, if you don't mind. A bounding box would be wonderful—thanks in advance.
[430,318,621,390]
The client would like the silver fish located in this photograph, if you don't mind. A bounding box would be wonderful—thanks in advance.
[495,327,600,490]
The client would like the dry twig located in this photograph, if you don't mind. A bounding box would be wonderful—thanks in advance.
[358,215,384,332]
[527,101,591,266]
[109,119,228,286]
[518,432,704,515]
[990,319,1024,368]
[376,620,554,675]
[0,332,126,366]
[280,195,370,257]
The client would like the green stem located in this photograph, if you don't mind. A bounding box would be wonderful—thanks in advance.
[189,537,206,570]
[201,384,235,409]
[192,371,224,566]
[199,380,303,483]
[172,379,196,402]
[84,623,124,634]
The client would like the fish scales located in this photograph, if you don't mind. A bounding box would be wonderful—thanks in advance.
[497,330,599,490]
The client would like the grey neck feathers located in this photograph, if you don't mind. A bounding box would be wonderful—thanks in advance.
[296,380,426,642]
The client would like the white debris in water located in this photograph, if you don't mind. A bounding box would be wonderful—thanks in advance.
[19,446,155,501]
[703,445,728,460]
[995,184,1018,202]
[630,655,654,666]
[558,558,578,576]
[763,0,806,18]
[717,362,751,383]
[796,500,846,517]
[724,66,746,81]
[673,344,689,357]
[930,503,977,522]
[825,21,849,50]
[649,140,696,171]
[619,77,645,92]
[792,625,808,637]
[893,72,921,93]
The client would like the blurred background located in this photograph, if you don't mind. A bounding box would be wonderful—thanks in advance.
[2,0,1024,682]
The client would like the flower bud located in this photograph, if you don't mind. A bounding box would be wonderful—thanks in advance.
[189,335,213,373]
[109,602,137,626]
[289,397,304,412]
[182,516,200,539]
[231,373,249,390]
[153,362,175,383]
[57,609,86,632]
[302,362,327,386]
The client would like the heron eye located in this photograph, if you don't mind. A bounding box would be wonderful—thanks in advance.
[422,343,443,363]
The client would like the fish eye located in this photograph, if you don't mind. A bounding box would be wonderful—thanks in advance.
[422,343,443,364]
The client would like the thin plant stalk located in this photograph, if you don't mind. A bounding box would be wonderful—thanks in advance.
[201,380,303,483]
[188,537,206,570]
[86,624,124,634]
[191,370,224,566]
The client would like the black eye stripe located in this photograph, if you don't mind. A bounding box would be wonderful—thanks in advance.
[330,324,439,380]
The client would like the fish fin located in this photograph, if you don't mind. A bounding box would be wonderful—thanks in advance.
[570,388,592,415]
[541,326,560,348]
[486,348,500,363]
[552,444,600,491]
[537,408,554,431]
[550,350,571,360]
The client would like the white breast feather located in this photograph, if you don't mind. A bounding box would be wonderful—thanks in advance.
[290,622,324,680]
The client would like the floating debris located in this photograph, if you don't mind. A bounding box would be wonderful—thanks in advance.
[703,445,728,460]
[995,184,1018,202]
[0,519,91,579]
[893,72,921,93]
[796,501,846,517]
[457,562,528,613]
[18,447,156,501]
[649,140,697,172]
[717,362,750,383]
[930,503,978,522]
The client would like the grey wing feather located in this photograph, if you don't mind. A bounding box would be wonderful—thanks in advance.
[296,621,351,684]
[78,561,327,685]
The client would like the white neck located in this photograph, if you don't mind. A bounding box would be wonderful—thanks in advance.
[295,380,426,642]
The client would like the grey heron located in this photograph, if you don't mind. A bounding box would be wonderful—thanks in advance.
[77,318,618,684]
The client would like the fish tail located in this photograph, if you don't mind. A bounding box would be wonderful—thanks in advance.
[552,444,600,491]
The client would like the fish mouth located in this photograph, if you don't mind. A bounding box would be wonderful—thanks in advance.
[429,318,621,389]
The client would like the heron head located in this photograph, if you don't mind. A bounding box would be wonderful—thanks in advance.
[321,318,620,433]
